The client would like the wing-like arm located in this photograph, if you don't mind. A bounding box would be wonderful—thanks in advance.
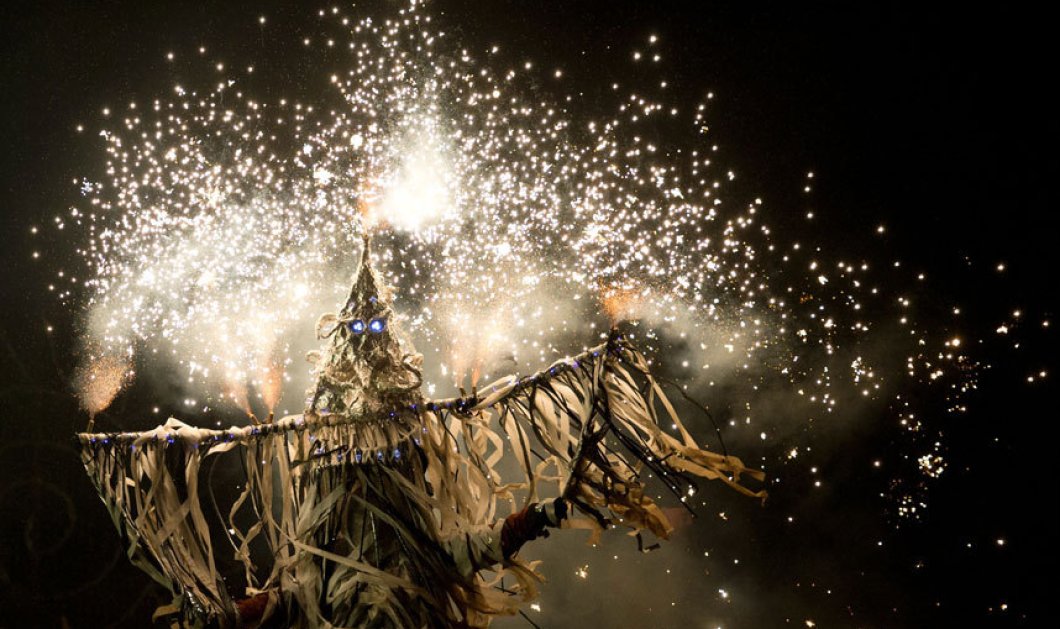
[453,331,766,542]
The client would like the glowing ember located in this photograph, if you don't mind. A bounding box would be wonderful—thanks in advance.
[600,284,647,326]
[260,357,284,414]
[74,351,133,426]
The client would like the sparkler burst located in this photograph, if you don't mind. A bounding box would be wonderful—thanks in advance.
[50,1,1007,527]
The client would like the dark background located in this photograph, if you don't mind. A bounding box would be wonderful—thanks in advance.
[1,1,1055,627]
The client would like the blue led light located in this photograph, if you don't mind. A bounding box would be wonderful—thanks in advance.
[369,318,386,333]
[349,319,366,334]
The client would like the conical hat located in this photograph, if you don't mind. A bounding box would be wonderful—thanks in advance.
[305,234,424,420]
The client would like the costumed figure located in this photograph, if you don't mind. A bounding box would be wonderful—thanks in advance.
[78,233,766,628]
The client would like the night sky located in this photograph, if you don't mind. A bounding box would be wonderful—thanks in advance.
[1,2,1055,627]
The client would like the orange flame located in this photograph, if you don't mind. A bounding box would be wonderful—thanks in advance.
[260,359,284,414]
[448,342,469,390]
[76,352,134,426]
[470,362,482,389]
[447,309,509,390]
[600,284,644,326]
[357,196,374,223]
[357,184,388,231]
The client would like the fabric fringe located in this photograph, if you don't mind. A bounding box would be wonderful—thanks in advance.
[78,334,764,627]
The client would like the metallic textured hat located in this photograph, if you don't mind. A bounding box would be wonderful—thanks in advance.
[305,234,424,419]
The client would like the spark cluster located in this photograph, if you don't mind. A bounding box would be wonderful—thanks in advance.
[39,1,1029,528]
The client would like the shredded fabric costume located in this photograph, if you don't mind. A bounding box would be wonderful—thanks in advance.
[78,236,766,628]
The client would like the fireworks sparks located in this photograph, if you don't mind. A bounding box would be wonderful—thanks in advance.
[62,3,795,414]
[73,349,133,428]
[38,1,1042,533]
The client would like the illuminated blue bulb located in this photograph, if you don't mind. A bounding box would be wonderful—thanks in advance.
[349,319,366,334]
[369,318,386,333]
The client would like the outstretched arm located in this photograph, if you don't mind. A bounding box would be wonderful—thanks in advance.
[500,497,569,558]
[444,497,570,578]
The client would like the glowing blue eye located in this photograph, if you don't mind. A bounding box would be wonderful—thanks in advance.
[369,318,386,333]
[349,319,366,334]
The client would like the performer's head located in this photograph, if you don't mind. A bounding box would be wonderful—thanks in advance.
[305,233,423,418]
